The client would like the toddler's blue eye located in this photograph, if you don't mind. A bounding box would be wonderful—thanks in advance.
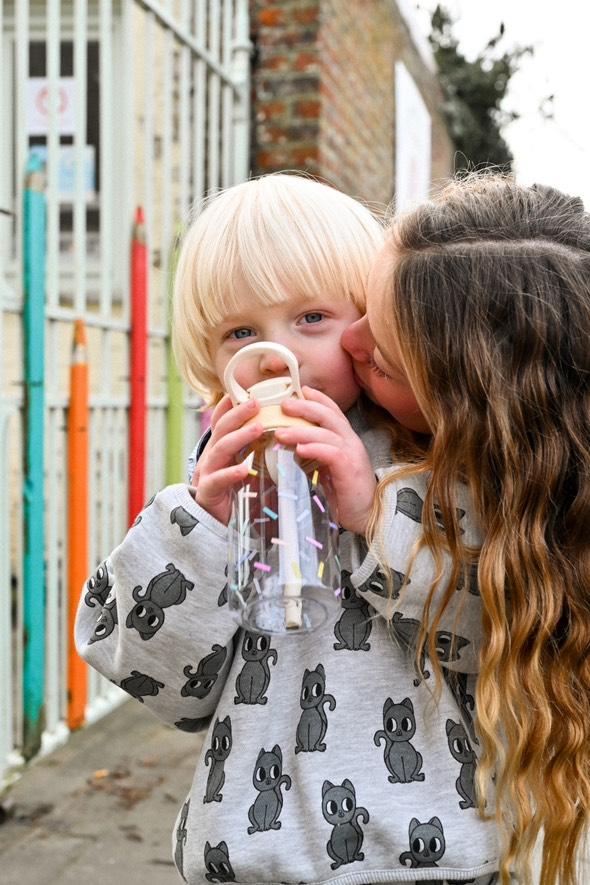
[230,328,253,340]
[302,312,323,324]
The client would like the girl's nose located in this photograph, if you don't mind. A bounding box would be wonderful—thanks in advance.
[341,315,373,362]
[259,352,290,376]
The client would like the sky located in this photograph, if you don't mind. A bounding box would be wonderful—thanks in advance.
[412,0,590,209]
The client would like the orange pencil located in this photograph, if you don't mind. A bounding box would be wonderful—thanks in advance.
[67,319,89,730]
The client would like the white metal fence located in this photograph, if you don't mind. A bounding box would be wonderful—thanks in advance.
[0,0,250,786]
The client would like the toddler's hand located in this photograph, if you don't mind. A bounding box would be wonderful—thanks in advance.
[191,397,264,524]
[274,387,376,535]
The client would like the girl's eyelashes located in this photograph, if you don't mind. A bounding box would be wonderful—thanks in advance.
[368,357,394,381]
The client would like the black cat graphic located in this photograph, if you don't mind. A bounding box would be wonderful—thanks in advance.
[395,487,465,532]
[446,718,477,809]
[373,697,425,784]
[174,716,211,732]
[356,564,408,601]
[390,612,429,684]
[322,778,369,870]
[174,798,190,882]
[125,563,194,640]
[204,840,235,882]
[119,670,164,703]
[333,572,372,651]
[247,745,291,834]
[399,816,446,868]
[435,630,470,664]
[444,671,479,745]
[132,492,156,526]
[84,561,110,607]
[295,663,336,753]
[204,716,232,803]
[88,593,118,644]
[182,644,227,699]
[456,561,480,596]
[170,505,199,536]
[390,612,470,685]
[218,565,229,607]
[234,632,277,705]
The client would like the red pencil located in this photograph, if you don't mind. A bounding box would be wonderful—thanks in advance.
[128,206,148,525]
[67,319,89,729]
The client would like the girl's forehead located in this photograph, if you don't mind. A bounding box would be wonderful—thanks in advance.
[367,251,391,319]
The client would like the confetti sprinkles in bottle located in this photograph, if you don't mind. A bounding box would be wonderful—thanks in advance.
[224,343,341,635]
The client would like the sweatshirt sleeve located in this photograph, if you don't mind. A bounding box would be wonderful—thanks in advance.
[349,471,484,675]
[75,483,237,730]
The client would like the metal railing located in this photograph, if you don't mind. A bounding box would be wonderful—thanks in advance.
[0,0,250,785]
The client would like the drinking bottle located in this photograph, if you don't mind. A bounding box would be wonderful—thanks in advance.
[224,342,340,634]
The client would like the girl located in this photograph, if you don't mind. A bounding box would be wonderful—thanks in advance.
[75,173,500,884]
[337,173,590,885]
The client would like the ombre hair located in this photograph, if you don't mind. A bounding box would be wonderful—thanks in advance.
[173,173,385,403]
[369,173,590,885]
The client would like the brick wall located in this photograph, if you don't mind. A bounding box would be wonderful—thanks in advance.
[249,0,454,204]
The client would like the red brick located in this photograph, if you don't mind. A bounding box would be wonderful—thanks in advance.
[260,53,289,71]
[256,100,287,120]
[294,51,318,72]
[260,126,289,144]
[295,99,320,119]
[257,149,290,169]
[292,146,319,165]
[258,8,284,26]
[293,6,319,25]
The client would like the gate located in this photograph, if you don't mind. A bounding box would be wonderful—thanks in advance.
[0,0,250,785]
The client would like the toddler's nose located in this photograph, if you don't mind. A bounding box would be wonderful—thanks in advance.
[259,352,290,376]
[341,315,373,362]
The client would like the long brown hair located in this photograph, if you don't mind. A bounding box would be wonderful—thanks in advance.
[371,173,590,884]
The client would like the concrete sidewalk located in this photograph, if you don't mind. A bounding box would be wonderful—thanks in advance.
[0,700,204,885]
[1,700,586,884]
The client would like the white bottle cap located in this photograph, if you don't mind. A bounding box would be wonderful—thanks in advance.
[224,342,303,406]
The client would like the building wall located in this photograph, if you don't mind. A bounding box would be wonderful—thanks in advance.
[250,0,454,205]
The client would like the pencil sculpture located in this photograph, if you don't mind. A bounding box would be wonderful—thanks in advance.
[128,206,148,525]
[22,153,47,758]
[67,319,89,730]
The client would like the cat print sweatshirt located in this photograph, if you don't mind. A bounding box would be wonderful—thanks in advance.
[75,422,500,885]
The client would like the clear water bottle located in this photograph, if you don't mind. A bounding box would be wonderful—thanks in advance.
[224,343,341,634]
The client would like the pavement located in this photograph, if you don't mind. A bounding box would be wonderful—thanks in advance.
[0,700,205,885]
[0,700,588,885]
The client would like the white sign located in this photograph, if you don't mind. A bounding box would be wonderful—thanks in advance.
[27,78,76,136]
[395,62,432,213]
[27,145,96,203]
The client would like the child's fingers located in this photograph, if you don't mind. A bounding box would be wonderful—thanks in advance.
[203,421,264,473]
[274,425,342,450]
[280,397,351,435]
[301,385,343,410]
[292,442,376,533]
[287,386,345,417]
[197,461,250,503]
[209,395,234,430]
[209,399,260,443]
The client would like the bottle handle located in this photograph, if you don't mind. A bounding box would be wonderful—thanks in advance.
[223,342,303,405]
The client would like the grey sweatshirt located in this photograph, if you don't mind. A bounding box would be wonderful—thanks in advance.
[75,427,499,885]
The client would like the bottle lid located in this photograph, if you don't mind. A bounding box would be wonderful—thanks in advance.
[223,342,303,406]
[223,342,310,432]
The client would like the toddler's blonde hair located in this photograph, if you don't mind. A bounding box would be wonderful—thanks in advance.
[173,173,384,403]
